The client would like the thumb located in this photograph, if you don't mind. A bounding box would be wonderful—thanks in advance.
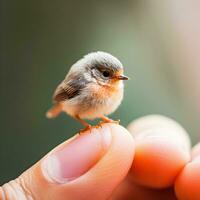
[1,124,135,200]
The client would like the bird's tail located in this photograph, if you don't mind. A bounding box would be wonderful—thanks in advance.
[46,103,62,119]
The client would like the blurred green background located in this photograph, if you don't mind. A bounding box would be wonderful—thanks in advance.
[1,0,200,184]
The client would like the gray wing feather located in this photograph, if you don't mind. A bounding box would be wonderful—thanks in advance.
[53,74,89,102]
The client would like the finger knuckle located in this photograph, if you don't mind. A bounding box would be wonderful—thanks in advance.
[1,177,35,200]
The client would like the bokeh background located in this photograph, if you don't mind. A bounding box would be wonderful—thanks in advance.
[1,0,200,185]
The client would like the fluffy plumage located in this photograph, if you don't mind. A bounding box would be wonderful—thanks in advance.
[46,51,128,129]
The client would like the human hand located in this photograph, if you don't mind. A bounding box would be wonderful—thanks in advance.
[0,115,199,200]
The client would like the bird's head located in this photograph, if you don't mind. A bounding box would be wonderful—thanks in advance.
[76,51,129,86]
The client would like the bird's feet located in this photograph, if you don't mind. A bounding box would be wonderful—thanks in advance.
[78,116,120,134]
[79,125,92,134]
[93,116,120,129]
[100,116,120,124]
[94,121,104,129]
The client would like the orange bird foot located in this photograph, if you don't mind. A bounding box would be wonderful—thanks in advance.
[94,118,120,129]
[78,125,92,134]
[101,116,120,124]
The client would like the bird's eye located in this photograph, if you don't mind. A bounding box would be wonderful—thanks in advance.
[102,70,110,77]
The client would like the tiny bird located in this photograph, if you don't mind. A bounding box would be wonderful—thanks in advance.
[46,51,129,132]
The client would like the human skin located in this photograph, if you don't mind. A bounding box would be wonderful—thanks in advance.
[0,115,199,200]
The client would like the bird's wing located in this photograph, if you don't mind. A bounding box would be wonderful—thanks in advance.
[53,74,88,103]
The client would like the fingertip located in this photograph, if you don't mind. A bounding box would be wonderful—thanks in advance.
[175,158,200,200]
[175,143,200,200]
[60,123,135,199]
[130,136,190,188]
[128,115,191,188]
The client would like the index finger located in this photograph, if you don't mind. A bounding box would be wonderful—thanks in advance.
[127,115,191,188]
[175,143,200,200]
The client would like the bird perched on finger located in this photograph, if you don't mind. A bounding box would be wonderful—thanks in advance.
[46,51,129,132]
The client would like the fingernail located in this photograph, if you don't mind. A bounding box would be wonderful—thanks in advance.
[42,126,111,183]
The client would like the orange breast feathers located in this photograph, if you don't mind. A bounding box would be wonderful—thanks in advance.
[89,81,121,100]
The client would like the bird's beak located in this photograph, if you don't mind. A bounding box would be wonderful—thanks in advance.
[117,75,129,80]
